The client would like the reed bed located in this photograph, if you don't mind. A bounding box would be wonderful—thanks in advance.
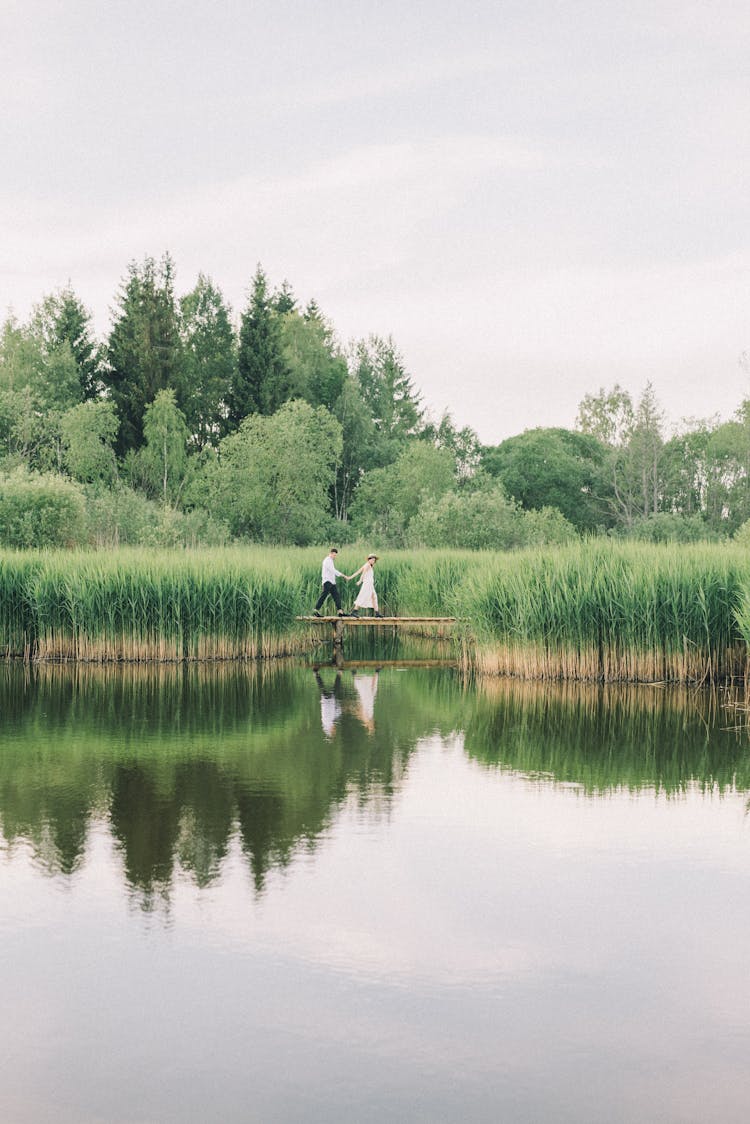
[1,542,750,680]
[462,542,750,683]
[0,547,320,662]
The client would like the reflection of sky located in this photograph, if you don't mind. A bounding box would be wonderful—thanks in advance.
[2,736,750,1122]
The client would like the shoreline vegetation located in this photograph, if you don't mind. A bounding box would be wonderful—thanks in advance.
[2,543,750,683]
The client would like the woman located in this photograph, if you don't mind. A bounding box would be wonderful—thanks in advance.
[348,554,382,617]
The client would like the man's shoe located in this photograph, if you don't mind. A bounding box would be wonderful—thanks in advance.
[313,610,322,617]
[374,612,383,618]
[337,610,346,617]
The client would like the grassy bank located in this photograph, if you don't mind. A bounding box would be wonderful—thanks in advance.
[2,543,750,680]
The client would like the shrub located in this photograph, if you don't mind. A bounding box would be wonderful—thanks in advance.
[408,486,576,550]
[0,469,86,548]
[84,484,229,548]
[619,513,716,543]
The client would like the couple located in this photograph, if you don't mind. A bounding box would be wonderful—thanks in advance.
[313,548,382,618]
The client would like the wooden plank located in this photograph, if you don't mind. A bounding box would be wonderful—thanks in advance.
[313,659,459,669]
[296,616,457,623]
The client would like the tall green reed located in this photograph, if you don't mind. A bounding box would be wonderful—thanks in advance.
[1,543,749,679]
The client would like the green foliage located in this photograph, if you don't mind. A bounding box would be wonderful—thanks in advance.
[229,265,289,423]
[576,383,668,527]
[279,308,347,411]
[204,399,342,543]
[0,469,86,548]
[60,400,118,484]
[351,335,423,450]
[104,254,184,453]
[576,383,635,445]
[178,273,236,448]
[83,484,228,548]
[409,484,576,549]
[481,427,611,531]
[0,543,746,683]
[351,443,456,545]
[619,513,715,543]
[0,385,46,468]
[30,285,102,400]
[332,376,380,522]
[465,541,748,681]
[138,389,190,505]
[422,411,481,480]
[0,314,80,417]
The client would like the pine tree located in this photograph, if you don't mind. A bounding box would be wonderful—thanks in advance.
[179,274,236,448]
[104,254,184,454]
[32,285,102,400]
[272,280,297,314]
[228,265,289,425]
[351,335,423,448]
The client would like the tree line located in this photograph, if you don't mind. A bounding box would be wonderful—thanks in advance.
[1,252,748,549]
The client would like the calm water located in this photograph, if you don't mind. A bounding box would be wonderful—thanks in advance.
[1,661,750,1123]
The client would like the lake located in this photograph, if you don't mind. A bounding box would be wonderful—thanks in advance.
[1,661,750,1123]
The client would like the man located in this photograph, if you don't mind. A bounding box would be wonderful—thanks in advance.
[313,547,349,617]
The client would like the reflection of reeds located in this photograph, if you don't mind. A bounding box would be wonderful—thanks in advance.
[466,677,750,794]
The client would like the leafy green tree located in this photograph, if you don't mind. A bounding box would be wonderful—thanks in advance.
[482,427,612,532]
[280,308,347,411]
[576,383,635,446]
[229,265,289,424]
[331,376,379,522]
[0,386,46,468]
[351,336,423,452]
[60,400,119,484]
[627,383,665,519]
[104,254,184,454]
[660,423,714,520]
[696,410,750,533]
[203,399,342,543]
[138,389,190,505]
[421,411,481,481]
[350,443,456,545]
[30,285,102,399]
[0,314,79,412]
[0,316,80,471]
[576,383,666,528]
[179,274,236,448]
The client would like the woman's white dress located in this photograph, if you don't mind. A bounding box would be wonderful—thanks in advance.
[354,563,378,610]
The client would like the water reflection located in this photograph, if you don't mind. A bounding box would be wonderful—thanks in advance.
[465,679,750,795]
[1,664,749,909]
[315,668,381,736]
[0,663,453,904]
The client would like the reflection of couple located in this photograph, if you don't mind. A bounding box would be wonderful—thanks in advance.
[315,670,380,736]
[313,548,382,618]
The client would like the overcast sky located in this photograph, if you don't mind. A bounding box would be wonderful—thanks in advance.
[1,0,748,443]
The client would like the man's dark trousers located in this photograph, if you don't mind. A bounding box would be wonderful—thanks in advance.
[315,581,342,613]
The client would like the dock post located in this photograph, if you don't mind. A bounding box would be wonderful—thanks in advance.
[333,618,344,667]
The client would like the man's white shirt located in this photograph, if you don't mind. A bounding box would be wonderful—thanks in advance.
[322,556,343,585]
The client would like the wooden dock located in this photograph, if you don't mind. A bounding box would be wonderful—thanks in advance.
[296,615,458,664]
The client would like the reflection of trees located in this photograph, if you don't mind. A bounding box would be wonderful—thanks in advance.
[464,680,750,794]
[0,663,462,903]
[6,665,747,906]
